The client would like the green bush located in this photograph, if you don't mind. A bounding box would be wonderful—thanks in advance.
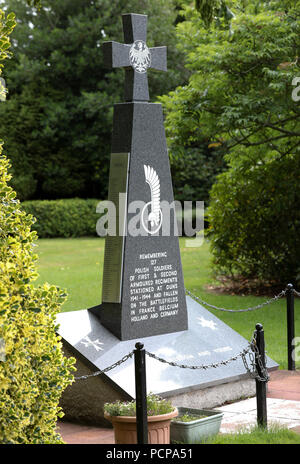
[0,154,76,443]
[10,172,37,201]
[170,146,226,203]
[0,7,75,444]
[207,153,300,287]
[21,198,101,238]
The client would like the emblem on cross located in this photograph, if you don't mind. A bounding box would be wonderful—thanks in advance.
[129,40,151,74]
[102,13,167,101]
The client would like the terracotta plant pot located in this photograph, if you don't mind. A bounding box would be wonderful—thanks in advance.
[105,408,178,444]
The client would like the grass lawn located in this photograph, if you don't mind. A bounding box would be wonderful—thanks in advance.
[35,237,300,370]
[204,425,300,444]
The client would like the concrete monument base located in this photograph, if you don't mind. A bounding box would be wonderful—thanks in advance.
[57,296,277,426]
[59,342,256,426]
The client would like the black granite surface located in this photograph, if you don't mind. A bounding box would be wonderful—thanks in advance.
[99,102,188,340]
[102,13,167,102]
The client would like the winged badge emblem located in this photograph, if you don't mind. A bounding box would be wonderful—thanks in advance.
[129,40,151,74]
[142,165,163,234]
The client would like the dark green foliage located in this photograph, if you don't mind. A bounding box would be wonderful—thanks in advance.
[207,153,300,286]
[161,1,300,286]
[161,1,300,159]
[0,0,188,201]
[170,146,226,203]
[195,0,225,27]
[21,198,100,237]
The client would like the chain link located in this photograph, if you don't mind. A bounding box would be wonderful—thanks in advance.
[242,334,270,383]
[293,289,300,298]
[185,288,286,313]
[146,334,269,382]
[74,350,134,381]
[252,344,270,383]
[145,345,253,371]
[72,342,268,383]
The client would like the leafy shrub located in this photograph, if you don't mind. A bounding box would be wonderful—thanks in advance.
[104,393,175,417]
[10,172,37,201]
[0,7,75,444]
[21,198,101,238]
[0,155,76,443]
[207,153,300,287]
[170,146,227,203]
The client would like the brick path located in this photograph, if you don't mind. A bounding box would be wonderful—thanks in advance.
[57,370,300,444]
[57,421,115,445]
[266,370,300,435]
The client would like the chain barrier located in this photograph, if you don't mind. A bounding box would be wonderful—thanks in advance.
[229,345,269,381]
[145,329,269,382]
[74,350,134,381]
[243,334,270,383]
[72,335,268,383]
[145,346,252,371]
[185,288,286,313]
[71,285,300,382]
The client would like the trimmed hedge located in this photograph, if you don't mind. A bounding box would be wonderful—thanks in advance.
[22,198,204,238]
[21,198,100,238]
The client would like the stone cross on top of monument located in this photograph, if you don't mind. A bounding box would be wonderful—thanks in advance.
[103,13,167,102]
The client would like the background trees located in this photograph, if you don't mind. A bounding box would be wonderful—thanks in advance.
[0,0,188,200]
[2,0,299,286]
[161,0,300,287]
[162,1,299,159]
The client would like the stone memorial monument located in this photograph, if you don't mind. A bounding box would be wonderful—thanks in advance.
[57,13,277,425]
[97,13,187,341]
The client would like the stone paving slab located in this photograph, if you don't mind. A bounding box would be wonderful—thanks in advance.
[217,398,300,434]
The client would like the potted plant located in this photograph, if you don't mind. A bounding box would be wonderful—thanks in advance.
[170,407,223,444]
[104,393,178,444]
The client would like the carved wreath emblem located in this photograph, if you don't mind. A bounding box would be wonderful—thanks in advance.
[129,40,151,74]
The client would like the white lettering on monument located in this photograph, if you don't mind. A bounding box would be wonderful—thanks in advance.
[129,251,179,323]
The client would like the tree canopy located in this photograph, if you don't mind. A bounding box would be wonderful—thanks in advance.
[161,0,300,287]
[0,0,188,200]
[161,0,299,159]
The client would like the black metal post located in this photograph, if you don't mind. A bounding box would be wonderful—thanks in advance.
[255,323,267,428]
[286,283,295,371]
[134,342,148,444]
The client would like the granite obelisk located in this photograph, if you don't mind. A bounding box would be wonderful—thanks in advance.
[97,13,188,340]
